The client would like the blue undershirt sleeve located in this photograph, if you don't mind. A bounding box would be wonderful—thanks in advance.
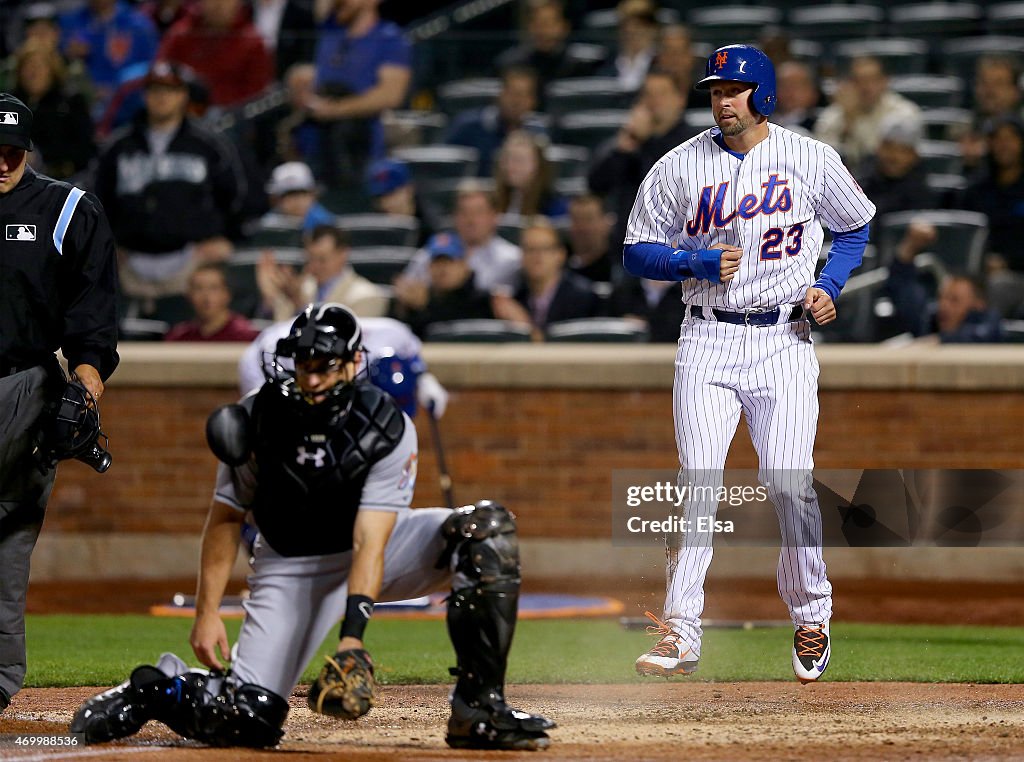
[623,242,724,283]
[814,223,870,301]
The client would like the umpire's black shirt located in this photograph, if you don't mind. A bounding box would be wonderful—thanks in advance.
[0,166,119,380]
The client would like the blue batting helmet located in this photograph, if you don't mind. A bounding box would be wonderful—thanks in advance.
[695,44,777,117]
[367,349,425,418]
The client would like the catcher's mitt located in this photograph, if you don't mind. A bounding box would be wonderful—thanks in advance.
[307,649,377,720]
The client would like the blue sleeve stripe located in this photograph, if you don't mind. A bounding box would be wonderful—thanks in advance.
[53,187,86,255]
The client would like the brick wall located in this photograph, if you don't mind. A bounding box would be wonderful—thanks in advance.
[47,387,1024,538]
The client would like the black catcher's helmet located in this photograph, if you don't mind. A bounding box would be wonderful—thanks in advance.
[34,378,112,473]
[267,302,364,414]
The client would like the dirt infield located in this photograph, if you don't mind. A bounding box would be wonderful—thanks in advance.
[3,682,1023,761]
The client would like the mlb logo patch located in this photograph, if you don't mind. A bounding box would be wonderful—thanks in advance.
[6,224,36,241]
[1,111,19,125]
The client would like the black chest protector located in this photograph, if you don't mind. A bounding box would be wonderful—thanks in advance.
[249,382,406,556]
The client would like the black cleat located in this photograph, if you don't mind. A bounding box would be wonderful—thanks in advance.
[0,688,9,715]
[445,692,555,751]
[70,666,170,743]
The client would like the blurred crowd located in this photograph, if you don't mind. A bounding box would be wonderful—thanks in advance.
[2,0,1023,344]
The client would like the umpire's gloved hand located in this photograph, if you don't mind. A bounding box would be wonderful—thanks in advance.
[417,372,449,418]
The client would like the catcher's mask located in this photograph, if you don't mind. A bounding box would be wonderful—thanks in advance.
[266,302,365,417]
[34,378,111,473]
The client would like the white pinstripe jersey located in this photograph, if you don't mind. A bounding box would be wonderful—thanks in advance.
[625,123,876,309]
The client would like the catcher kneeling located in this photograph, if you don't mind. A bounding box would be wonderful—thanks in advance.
[71,303,555,751]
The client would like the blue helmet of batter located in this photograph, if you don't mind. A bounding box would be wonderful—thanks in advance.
[367,349,425,418]
[695,44,777,117]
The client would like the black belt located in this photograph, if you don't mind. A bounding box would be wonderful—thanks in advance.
[688,305,804,326]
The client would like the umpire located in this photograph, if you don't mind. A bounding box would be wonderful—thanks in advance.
[0,93,118,713]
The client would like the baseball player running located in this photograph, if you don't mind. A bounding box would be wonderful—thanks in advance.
[71,303,555,750]
[624,45,875,682]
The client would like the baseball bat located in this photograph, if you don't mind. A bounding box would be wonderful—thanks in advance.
[426,402,455,509]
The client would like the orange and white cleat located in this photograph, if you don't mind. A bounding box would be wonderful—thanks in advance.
[634,611,699,677]
[792,623,830,683]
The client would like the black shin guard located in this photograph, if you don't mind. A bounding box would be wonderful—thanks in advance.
[441,500,521,704]
[150,672,288,748]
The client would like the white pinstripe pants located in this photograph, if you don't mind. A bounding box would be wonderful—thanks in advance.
[665,314,832,654]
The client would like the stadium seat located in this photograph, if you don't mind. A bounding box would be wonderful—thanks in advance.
[581,7,679,28]
[245,213,306,248]
[556,109,629,150]
[436,78,502,116]
[889,75,965,109]
[392,145,480,185]
[119,317,170,341]
[811,267,890,343]
[225,247,306,318]
[545,317,649,342]
[999,319,1024,342]
[423,177,497,217]
[425,319,533,342]
[684,111,716,131]
[148,294,193,325]
[334,214,420,248]
[834,38,930,76]
[789,5,884,41]
[545,78,637,118]
[876,210,989,274]
[940,36,1024,78]
[889,2,983,39]
[687,6,783,45]
[916,140,964,176]
[382,110,449,147]
[986,2,1024,34]
[348,246,418,285]
[920,108,973,141]
[925,172,969,200]
[545,144,590,180]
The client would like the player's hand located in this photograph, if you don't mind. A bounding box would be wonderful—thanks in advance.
[73,364,104,404]
[804,287,836,325]
[417,372,449,418]
[713,244,743,283]
[190,612,231,671]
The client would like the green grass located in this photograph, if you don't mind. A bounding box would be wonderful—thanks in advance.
[24,616,1024,688]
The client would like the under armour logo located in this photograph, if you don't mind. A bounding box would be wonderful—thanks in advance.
[715,51,728,70]
[296,446,327,467]
[358,601,374,620]
[738,60,747,74]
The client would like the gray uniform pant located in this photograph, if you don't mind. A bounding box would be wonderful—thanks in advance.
[0,367,56,703]
[231,507,453,698]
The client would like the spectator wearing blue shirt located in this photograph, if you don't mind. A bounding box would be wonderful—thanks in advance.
[445,66,548,177]
[308,0,412,186]
[60,0,159,120]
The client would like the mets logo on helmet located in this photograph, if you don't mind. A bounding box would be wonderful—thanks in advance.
[715,51,728,70]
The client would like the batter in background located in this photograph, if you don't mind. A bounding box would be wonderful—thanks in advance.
[623,45,876,683]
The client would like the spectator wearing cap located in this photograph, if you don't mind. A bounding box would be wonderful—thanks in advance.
[391,233,496,339]
[858,121,936,231]
[94,60,248,301]
[307,0,412,185]
[393,186,522,314]
[10,39,95,180]
[492,218,600,340]
[257,223,388,321]
[59,0,159,120]
[261,161,334,233]
[444,66,548,177]
[596,0,660,91]
[365,157,439,246]
[158,0,273,107]
[165,262,261,341]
